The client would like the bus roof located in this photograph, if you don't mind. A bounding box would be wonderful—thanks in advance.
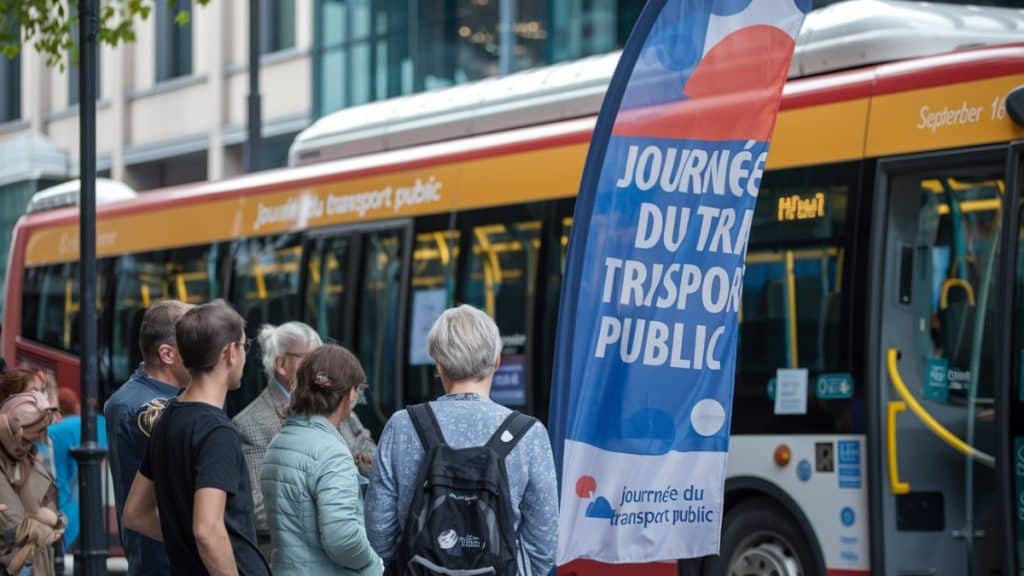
[290,0,1024,167]
[15,42,1024,267]
[26,178,137,214]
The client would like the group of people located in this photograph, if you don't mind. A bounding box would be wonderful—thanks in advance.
[87,298,557,576]
[0,361,106,575]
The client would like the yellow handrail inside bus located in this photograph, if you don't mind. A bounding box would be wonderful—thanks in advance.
[887,401,910,495]
[939,278,976,309]
[175,274,188,302]
[936,198,1001,216]
[948,255,979,280]
[433,231,452,266]
[886,348,995,468]
[784,251,799,368]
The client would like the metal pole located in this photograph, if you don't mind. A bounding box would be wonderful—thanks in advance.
[499,0,516,75]
[246,0,262,172]
[70,0,107,574]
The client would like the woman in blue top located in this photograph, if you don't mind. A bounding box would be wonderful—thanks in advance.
[260,344,382,576]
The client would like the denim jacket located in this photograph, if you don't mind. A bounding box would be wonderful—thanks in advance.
[103,366,178,576]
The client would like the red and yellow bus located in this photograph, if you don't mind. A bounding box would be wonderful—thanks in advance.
[5,3,1024,575]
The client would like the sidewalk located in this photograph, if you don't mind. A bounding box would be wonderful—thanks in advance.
[62,555,129,574]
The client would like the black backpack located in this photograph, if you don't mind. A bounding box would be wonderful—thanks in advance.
[388,403,537,576]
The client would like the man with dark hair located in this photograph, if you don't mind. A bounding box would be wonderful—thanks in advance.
[124,300,270,576]
[104,299,192,576]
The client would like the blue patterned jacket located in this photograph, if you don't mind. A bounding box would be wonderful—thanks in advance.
[365,393,558,575]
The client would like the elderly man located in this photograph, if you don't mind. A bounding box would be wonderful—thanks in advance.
[366,305,558,575]
[233,321,376,556]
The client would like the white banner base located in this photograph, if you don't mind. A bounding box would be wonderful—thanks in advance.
[557,440,726,565]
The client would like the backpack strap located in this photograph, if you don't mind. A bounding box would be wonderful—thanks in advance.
[408,403,445,451]
[485,411,537,459]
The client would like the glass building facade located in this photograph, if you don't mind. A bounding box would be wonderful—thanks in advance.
[309,0,1024,118]
[314,0,645,117]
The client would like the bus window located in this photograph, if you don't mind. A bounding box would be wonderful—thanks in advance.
[901,173,1003,403]
[110,245,222,386]
[22,264,73,353]
[305,235,356,345]
[735,163,853,433]
[21,262,110,354]
[462,220,541,408]
[21,261,114,388]
[356,228,406,436]
[536,210,574,422]
[230,234,302,414]
[231,235,303,328]
[405,229,460,405]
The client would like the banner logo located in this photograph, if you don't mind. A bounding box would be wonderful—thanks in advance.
[577,476,615,520]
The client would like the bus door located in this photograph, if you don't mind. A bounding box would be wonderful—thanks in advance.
[455,206,546,416]
[1002,143,1024,576]
[303,222,413,437]
[872,147,1007,575]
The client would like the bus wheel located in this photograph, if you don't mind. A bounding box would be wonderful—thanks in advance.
[703,499,815,576]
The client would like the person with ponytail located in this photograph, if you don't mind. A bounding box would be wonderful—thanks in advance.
[259,344,382,576]
[234,323,376,557]
[233,322,321,556]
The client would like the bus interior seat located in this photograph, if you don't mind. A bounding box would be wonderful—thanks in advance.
[938,278,975,370]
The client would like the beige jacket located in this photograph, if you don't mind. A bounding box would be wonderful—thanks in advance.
[0,449,58,576]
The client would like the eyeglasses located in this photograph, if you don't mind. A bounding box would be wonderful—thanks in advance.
[284,352,306,361]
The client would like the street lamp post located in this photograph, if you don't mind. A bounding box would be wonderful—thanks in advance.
[246,0,261,172]
[69,0,108,574]
[499,0,516,76]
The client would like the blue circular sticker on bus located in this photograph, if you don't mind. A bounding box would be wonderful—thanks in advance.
[841,507,855,527]
[797,459,812,482]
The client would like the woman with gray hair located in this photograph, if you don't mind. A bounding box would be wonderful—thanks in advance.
[233,322,376,557]
[366,305,558,575]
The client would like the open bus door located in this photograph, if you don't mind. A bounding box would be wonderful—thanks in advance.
[999,137,1024,576]
[870,145,1010,576]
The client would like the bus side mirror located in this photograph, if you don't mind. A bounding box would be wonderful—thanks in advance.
[1006,85,1024,128]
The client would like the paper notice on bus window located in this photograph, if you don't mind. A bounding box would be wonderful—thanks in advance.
[409,289,447,365]
[774,368,808,415]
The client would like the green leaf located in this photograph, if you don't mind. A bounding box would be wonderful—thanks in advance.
[2,0,195,69]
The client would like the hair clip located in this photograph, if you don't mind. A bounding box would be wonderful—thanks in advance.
[313,372,332,390]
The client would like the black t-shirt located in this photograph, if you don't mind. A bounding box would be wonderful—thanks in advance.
[140,399,269,576]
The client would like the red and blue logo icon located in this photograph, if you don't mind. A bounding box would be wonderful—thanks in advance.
[577,475,615,520]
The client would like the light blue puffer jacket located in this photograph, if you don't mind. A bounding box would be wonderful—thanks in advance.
[261,414,383,576]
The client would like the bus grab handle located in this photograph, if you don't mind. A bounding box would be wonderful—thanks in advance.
[886,348,996,468]
[887,401,910,495]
